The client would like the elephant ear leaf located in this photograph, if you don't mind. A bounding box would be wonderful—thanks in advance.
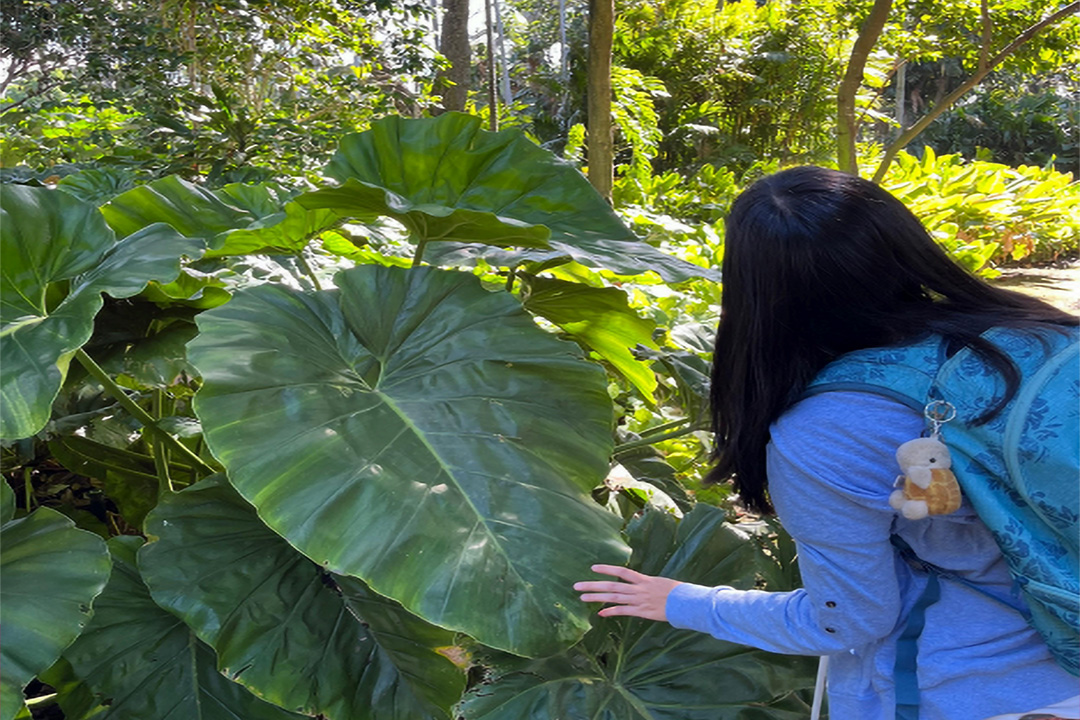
[296,113,712,281]
[138,475,465,720]
[0,503,111,720]
[0,186,203,440]
[522,275,659,401]
[187,265,630,658]
[103,176,343,258]
[62,536,307,720]
[460,505,818,720]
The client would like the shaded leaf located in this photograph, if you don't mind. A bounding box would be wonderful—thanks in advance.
[139,475,466,720]
[0,186,202,439]
[187,265,629,657]
[103,176,344,258]
[460,506,817,720]
[0,507,111,720]
[49,436,163,528]
[62,537,304,720]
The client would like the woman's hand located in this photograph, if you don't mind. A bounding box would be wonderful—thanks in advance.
[574,564,683,621]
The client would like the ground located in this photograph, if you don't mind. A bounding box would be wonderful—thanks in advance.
[993,260,1080,314]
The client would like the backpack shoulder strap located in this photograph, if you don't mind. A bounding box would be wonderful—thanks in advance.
[803,334,947,411]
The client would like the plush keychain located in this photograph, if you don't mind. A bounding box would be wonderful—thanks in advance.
[889,400,962,520]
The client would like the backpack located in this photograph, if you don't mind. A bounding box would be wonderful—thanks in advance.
[805,325,1080,684]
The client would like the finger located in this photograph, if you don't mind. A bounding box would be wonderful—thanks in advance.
[573,581,634,593]
[579,593,635,604]
[590,564,645,582]
[597,605,645,618]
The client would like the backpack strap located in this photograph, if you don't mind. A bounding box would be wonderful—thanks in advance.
[803,334,948,412]
[892,535,941,720]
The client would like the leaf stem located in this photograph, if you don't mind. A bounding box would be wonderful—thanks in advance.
[151,389,175,494]
[23,466,33,510]
[639,417,692,437]
[296,253,323,291]
[74,348,214,474]
[411,238,428,268]
[613,423,707,455]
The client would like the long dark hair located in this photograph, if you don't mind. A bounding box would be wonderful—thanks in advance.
[708,166,1076,514]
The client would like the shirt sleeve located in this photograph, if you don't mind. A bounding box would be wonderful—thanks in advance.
[665,391,924,655]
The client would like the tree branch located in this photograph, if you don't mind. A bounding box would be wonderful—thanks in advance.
[0,80,60,116]
[872,1,1080,183]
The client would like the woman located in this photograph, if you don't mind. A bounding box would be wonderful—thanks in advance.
[574,167,1079,719]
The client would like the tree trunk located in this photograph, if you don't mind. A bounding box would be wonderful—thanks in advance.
[587,0,614,201]
[438,0,470,112]
[494,0,512,105]
[836,0,892,175]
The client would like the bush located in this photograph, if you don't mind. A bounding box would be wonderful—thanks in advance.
[880,147,1080,274]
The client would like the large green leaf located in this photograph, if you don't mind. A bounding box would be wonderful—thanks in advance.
[62,537,305,720]
[101,175,252,241]
[0,505,111,720]
[459,506,818,720]
[102,176,343,258]
[0,186,202,439]
[522,275,658,401]
[296,113,711,282]
[138,475,466,720]
[187,265,629,657]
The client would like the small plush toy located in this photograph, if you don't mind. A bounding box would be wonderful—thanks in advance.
[889,435,962,520]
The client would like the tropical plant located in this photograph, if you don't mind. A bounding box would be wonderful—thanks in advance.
[878,146,1080,272]
[1,113,816,720]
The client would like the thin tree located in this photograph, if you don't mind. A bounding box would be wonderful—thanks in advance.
[587,0,615,201]
[484,0,498,130]
[836,0,892,175]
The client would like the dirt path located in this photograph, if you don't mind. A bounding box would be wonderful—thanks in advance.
[992,261,1080,314]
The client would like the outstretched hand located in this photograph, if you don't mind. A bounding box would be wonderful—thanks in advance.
[574,564,683,622]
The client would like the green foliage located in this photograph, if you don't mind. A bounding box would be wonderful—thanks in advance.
[62,537,306,720]
[0,482,111,720]
[1,114,818,720]
[614,0,840,172]
[880,147,1080,271]
[187,265,629,656]
[920,79,1079,172]
[0,186,202,439]
[140,476,465,720]
[306,113,712,282]
[459,506,817,719]
[1,1,439,177]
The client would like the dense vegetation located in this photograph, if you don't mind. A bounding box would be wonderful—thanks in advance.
[1,1,1077,718]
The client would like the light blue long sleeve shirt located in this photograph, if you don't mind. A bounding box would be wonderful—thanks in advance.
[665,391,1077,720]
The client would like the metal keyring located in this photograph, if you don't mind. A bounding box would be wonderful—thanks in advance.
[924,400,957,424]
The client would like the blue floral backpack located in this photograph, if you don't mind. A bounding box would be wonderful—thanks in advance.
[805,325,1080,684]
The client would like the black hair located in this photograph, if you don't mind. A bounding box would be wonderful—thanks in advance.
[707,166,1077,514]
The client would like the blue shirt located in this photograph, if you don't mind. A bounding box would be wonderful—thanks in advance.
[665,391,1077,719]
